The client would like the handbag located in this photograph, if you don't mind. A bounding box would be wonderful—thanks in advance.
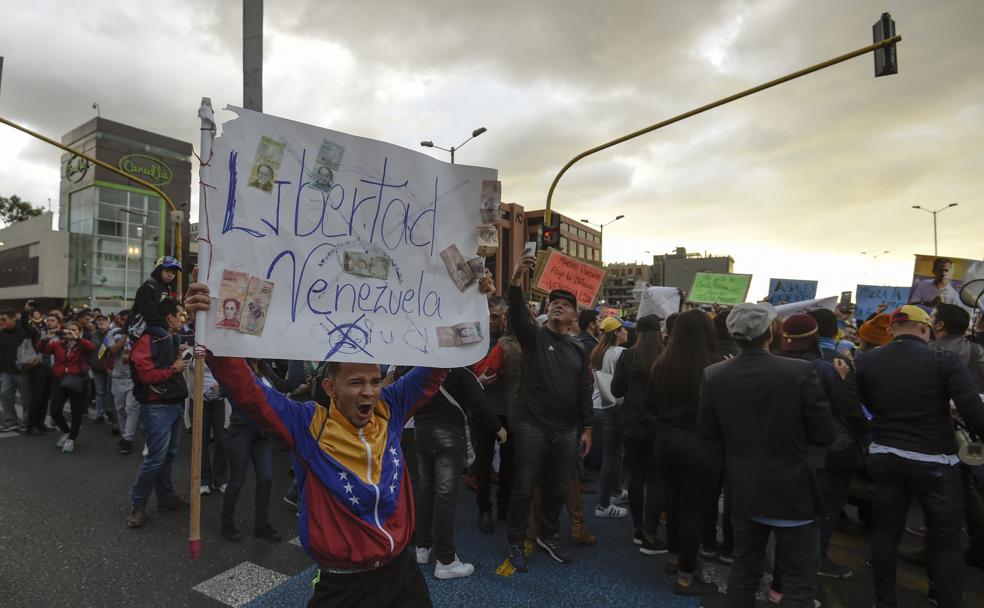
[60,372,86,394]
[16,338,41,371]
[592,370,621,407]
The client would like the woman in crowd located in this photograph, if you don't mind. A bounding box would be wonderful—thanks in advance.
[37,320,95,453]
[647,309,723,596]
[590,316,630,519]
[611,314,665,553]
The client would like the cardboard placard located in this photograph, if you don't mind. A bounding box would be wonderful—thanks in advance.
[688,272,752,306]
[532,248,606,309]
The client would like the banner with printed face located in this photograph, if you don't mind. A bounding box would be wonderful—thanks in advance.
[908,254,984,313]
[855,285,910,321]
[767,278,818,306]
[198,106,495,366]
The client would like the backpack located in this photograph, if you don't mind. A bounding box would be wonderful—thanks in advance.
[15,338,41,371]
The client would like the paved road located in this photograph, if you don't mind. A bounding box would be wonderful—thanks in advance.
[1,406,980,607]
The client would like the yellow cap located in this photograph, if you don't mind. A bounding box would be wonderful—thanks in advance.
[599,316,623,333]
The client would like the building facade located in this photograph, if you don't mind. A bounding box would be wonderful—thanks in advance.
[651,247,734,294]
[601,262,651,312]
[524,210,602,266]
[0,212,69,309]
[58,117,192,309]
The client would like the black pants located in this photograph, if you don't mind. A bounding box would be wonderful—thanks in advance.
[728,517,819,608]
[414,424,464,564]
[222,424,273,528]
[49,379,87,440]
[308,549,431,608]
[652,427,723,574]
[507,420,576,543]
[963,463,984,559]
[474,414,514,517]
[623,437,661,537]
[703,474,734,554]
[24,364,53,429]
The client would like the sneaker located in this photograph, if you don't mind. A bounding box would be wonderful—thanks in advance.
[817,558,853,579]
[674,576,719,596]
[0,422,18,433]
[61,439,75,453]
[25,427,45,436]
[142,445,149,457]
[214,483,228,493]
[222,525,243,541]
[434,555,475,579]
[768,589,783,604]
[416,547,432,565]
[157,496,190,511]
[905,525,927,537]
[118,440,133,455]
[610,489,629,505]
[200,485,211,496]
[633,530,644,546]
[283,492,299,509]
[700,547,719,560]
[56,433,70,448]
[507,543,527,572]
[639,536,668,556]
[536,536,571,564]
[127,506,147,528]
[718,551,734,565]
[594,504,628,519]
[254,523,282,541]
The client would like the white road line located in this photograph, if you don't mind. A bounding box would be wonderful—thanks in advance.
[289,536,301,547]
[192,561,289,608]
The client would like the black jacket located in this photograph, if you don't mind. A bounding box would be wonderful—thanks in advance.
[855,334,984,455]
[699,349,836,520]
[127,272,175,333]
[610,347,659,440]
[414,367,500,432]
[508,285,593,430]
[0,320,30,374]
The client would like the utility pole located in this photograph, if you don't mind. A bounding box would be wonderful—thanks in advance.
[243,0,263,112]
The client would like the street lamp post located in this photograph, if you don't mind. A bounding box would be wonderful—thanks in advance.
[420,127,487,164]
[580,215,625,262]
[860,250,890,277]
[911,203,958,255]
[118,207,148,305]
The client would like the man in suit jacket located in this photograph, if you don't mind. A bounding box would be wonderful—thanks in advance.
[699,303,837,608]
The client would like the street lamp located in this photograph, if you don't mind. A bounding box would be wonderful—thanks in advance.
[911,203,957,255]
[860,250,890,276]
[118,207,148,304]
[580,215,624,262]
[420,127,487,164]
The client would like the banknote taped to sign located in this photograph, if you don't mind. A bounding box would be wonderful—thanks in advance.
[198,105,496,366]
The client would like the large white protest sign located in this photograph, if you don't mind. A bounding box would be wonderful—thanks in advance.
[774,296,837,319]
[637,286,681,320]
[197,106,495,366]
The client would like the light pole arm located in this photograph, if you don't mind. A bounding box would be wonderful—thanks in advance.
[544,35,901,224]
[0,115,184,275]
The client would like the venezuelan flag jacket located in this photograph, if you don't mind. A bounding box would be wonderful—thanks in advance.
[207,355,446,570]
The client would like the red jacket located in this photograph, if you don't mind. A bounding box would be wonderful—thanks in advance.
[37,338,95,379]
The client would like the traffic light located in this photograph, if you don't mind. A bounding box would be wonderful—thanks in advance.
[539,215,560,250]
[872,12,898,77]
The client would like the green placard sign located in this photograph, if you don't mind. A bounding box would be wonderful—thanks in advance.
[119,153,173,186]
[688,272,753,305]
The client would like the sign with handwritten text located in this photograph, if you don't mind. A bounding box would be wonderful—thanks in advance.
[688,272,752,305]
[767,278,818,305]
[533,249,606,308]
[855,285,910,321]
[197,106,496,366]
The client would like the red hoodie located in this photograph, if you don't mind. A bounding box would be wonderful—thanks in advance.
[37,337,95,379]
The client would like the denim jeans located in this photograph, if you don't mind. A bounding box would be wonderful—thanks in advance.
[131,403,183,508]
[201,398,228,488]
[507,419,576,543]
[90,370,109,417]
[222,424,273,528]
[0,371,21,426]
[623,437,662,537]
[867,453,964,608]
[111,377,141,441]
[594,407,623,508]
[652,427,723,575]
[414,424,464,564]
[729,517,818,608]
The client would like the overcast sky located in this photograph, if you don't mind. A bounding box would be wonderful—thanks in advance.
[1,0,981,299]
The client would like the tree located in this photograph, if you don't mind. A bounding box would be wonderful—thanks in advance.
[0,195,43,225]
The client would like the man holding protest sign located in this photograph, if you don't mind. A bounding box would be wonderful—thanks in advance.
[184,270,495,608]
[504,255,594,572]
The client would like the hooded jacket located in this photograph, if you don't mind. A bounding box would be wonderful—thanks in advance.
[206,355,446,571]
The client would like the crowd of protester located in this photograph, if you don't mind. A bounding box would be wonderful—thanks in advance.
[2,253,984,608]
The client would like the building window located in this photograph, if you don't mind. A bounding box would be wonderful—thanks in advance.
[0,243,40,287]
[594,248,600,262]
[560,236,568,253]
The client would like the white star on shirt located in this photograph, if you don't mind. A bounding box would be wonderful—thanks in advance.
[392,458,400,467]
[389,484,396,494]
[349,496,360,505]
[388,447,398,456]
[343,482,353,494]
[339,471,348,480]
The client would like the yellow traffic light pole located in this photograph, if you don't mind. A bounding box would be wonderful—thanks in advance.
[544,35,902,225]
[0,115,184,276]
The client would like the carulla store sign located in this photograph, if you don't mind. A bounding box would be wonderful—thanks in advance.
[118,153,173,186]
